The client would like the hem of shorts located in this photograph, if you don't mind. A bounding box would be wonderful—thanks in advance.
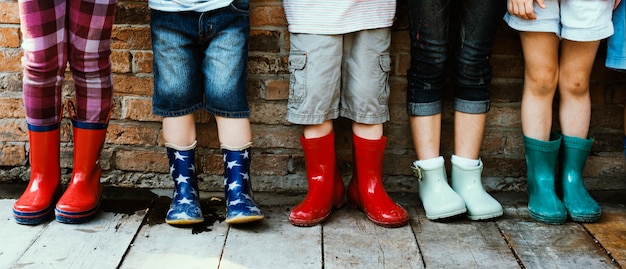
[407,100,442,116]
[453,98,490,114]
[152,104,203,117]
[286,111,340,125]
[339,109,389,125]
[205,107,250,119]
[504,14,560,36]
[561,26,614,42]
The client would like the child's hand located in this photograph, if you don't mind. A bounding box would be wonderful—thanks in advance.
[508,0,547,20]
[615,0,622,9]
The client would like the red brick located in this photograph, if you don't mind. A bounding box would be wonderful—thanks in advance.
[115,148,168,173]
[0,144,26,166]
[0,49,22,72]
[132,51,153,73]
[111,26,152,50]
[0,119,27,142]
[0,2,20,24]
[113,74,153,96]
[111,50,132,73]
[0,27,20,48]
[123,97,161,122]
[250,4,287,27]
[106,122,159,146]
[0,97,24,118]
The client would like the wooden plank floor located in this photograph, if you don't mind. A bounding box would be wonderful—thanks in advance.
[1,186,624,269]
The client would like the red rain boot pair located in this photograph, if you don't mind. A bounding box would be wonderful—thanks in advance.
[289,132,408,227]
[13,121,107,225]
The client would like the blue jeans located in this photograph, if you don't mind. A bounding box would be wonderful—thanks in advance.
[406,0,505,116]
[150,1,250,118]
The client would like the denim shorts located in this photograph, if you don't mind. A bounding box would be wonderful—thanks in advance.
[286,29,391,125]
[150,2,250,118]
[504,0,614,42]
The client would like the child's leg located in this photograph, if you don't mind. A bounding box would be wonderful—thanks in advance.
[216,116,263,224]
[215,117,251,147]
[558,40,600,138]
[557,40,602,223]
[286,33,344,226]
[519,32,560,141]
[519,32,565,224]
[162,115,203,225]
[303,121,333,139]
[163,115,197,146]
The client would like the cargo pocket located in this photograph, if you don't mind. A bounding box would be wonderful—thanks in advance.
[377,52,391,105]
[288,51,307,104]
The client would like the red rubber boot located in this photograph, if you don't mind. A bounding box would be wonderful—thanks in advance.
[13,124,61,225]
[55,120,107,223]
[348,135,409,228]
[289,131,345,226]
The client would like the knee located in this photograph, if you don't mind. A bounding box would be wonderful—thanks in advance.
[559,76,590,97]
[525,69,558,96]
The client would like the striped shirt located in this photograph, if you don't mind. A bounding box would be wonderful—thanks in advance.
[283,0,396,35]
[149,0,231,12]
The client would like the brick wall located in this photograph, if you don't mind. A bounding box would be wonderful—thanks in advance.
[1,0,625,193]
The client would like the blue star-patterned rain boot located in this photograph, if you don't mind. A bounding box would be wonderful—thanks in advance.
[223,143,264,224]
[165,141,204,225]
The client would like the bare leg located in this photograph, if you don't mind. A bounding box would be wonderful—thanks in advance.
[410,114,441,160]
[163,114,196,146]
[454,112,486,159]
[303,120,334,139]
[352,122,383,140]
[215,116,252,147]
[519,32,560,141]
[558,40,600,138]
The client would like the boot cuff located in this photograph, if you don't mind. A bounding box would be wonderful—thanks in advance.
[352,134,386,151]
[221,142,252,151]
[165,140,197,151]
[523,134,562,152]
[561,134,593,151]
[300,132,334,150]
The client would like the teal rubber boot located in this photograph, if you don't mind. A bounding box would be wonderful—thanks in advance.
[559,134,601,223]
[524,134,567,224]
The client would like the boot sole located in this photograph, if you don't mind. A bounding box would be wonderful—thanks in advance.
[348,201,409,228]
[55,206,100,224]
[226,215,265,225]
[55,199,101,224]
[569,213,601,223]
[13,207,54,225]
[166,218,205,225]
[529,210,566,225]
[468,210,504,221]
[289,215,327,227]
[426,208,467,220]
[367,215,409,228]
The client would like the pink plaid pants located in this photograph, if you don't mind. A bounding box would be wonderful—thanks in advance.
[19,0,117,125]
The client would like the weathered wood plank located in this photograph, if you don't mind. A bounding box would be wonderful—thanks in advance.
[409,207,519,268]
[0,199,48,268]
[583,205,626,268]
[220,206,322,269]
[13,208,145,268]
[497,205,619,269]
[323,207,422,269]
[120,197,229,269]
